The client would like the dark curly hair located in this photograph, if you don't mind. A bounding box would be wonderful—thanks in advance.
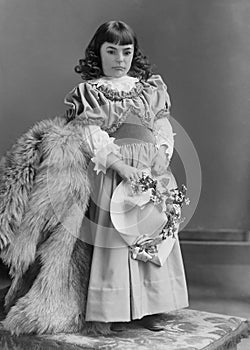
[75,21,153,81]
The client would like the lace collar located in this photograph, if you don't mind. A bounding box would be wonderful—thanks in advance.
[89,76,144,101]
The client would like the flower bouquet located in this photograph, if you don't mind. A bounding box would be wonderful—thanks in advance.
[129,172,190,266]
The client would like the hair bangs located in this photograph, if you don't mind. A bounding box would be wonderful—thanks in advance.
[105,25,135,46]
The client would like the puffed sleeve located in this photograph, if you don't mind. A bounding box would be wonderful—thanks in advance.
[150,75,175,159]
[146,74,171,119]
[64,82,109,126]
[64,82,121,174]
[82,125,121,175]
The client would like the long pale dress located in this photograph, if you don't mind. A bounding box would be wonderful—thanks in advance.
[64,75,189,322]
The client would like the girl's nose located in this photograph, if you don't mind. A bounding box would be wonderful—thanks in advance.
[116,53,124,62]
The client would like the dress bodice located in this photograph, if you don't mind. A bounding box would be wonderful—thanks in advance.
[64,74,171,135]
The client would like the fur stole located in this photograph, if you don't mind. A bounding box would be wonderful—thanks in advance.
[0,117,110,335]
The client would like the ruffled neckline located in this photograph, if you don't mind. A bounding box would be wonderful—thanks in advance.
[88,76,144,101]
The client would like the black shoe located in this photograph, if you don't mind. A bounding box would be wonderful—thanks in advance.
[110,322,125,332]
[140,315,165,332]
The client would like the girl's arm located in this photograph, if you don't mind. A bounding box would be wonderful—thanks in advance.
[106,153,144,182]
[83,125,143,182]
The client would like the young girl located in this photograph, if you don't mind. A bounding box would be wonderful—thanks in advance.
[65,20,189,331]
[1,20,188,335]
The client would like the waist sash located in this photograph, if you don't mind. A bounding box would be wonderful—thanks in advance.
[110,115,155,146]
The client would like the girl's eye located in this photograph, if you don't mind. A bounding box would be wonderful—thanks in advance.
[124,51,132,56]
[107,50,115,55]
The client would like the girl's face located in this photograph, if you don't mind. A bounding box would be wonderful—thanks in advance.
[100,42,134,78]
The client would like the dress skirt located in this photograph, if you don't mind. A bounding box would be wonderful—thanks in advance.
[83,138,189,322]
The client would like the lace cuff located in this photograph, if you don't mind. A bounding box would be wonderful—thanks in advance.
[153,117,175,159]
[82,125,121,174]
[92,140,121,174]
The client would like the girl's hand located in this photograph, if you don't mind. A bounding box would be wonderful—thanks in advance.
[107,154,143,181]
[115,163,144,182]
[151,147,170,176]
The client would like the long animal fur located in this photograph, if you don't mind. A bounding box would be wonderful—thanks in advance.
[0,117,110,335]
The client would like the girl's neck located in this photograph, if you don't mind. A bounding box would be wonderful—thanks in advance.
[101,75,131,80]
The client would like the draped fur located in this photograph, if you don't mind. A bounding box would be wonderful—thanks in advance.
[0,117,110,335]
